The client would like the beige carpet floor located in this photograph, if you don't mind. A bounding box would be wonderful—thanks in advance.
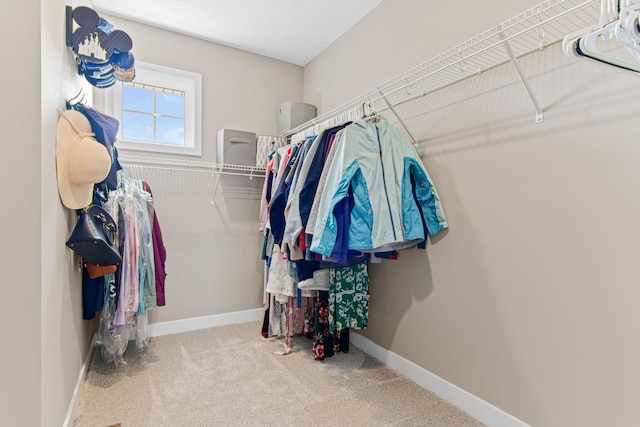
[73,321,485,427]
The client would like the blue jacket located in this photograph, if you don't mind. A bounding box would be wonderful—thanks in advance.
[310,118,447,256]
[298,124,349,226]
[269,145,300,246]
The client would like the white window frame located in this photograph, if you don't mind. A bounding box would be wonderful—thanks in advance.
[105,61,202,156]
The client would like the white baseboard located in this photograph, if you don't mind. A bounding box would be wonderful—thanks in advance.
[350,333,531,427]
[63,332,98,427]
[147,308,265,338]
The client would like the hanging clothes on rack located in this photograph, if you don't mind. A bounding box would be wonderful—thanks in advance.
[259,140,317,354]
[143,182,167,306]
[259,115,447,361]
[311,117,447,256]
[97,174,164,363]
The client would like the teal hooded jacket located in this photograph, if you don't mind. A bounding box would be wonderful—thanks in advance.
[310,118,447,256]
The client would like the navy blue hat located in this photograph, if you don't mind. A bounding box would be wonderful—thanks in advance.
[111,49,135,82]
[84,72,116,88]
[82,60,112,76]
[77,58,116,88]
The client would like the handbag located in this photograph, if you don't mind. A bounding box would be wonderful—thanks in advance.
[84,261,118,279]
[66,205,122,266]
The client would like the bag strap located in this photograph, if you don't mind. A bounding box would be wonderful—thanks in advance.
[88,205,115,226]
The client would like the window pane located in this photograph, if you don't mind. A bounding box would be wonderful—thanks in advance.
[123,111,154,142]
[110,62,201,156]
[123,86,154,113]
[157,92,185,118]
[156,116,185,145]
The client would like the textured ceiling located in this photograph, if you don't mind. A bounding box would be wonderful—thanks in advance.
[92,0,382,66]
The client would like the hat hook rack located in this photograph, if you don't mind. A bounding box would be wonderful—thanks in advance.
[66,88,86,110]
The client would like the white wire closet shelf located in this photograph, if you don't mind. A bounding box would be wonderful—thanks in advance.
[283,0,603,139]
[119,155,266,205]
[118,155,267,178]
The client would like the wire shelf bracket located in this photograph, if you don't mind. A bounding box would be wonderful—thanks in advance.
[377,88,419,144]
[211,165,224,205]
[498,29,545,123]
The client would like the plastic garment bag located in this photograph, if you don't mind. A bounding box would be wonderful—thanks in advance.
[135,187,156,348]
[114,181,139,327]
[96,176,158,362]
[137,189,157,311]
[96,194,129,365]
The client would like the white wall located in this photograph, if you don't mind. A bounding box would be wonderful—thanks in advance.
[0,0,42,424]
[40,1,95,426]
[0,1,87,426]
[304,0,640,425]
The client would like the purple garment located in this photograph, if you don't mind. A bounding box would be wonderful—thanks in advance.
[144,182,167,306]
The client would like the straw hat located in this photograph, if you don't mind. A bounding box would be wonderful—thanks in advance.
[56,110,111,209]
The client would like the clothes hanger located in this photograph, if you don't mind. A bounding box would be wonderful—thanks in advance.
[574,22,640,72]
[615,1,640,53]
[563,0,613,57]
[362,100,380,123]
[563,0,640,73]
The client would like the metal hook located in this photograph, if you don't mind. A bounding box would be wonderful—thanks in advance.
[458,50,468,72]
[405,77,413,95]
[66,88,84,109]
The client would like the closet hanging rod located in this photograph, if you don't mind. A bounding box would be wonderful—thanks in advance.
[119,155,266,177]
[282,0,601,138]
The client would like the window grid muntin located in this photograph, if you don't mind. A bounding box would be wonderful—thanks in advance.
[122,83,186,145]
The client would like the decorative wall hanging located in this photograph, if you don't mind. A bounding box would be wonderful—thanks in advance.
[65,6,136,88]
